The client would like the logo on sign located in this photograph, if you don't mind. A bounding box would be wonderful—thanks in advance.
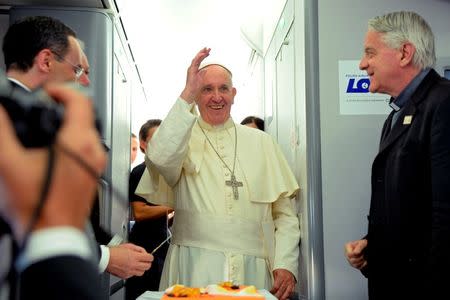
[346,78,370,93]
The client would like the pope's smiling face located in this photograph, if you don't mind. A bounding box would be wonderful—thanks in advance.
[196,65,236,126]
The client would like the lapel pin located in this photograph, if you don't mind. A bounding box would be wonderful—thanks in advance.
[403,115,413,125]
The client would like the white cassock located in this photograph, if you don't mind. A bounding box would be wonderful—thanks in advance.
[136,98,300,290]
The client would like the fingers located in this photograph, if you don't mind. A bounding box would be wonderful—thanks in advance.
[344,241,354,255]
[44,84,95,130]
[126,250,152,277]
[270,274,280,294]
[126,262,152,278]
[134,251,153,264]
[271,269,295,300]
[348,256,366,269]
[187,47,211,77]
[181,47,211,103]
[191,47,211,69]
[345,239,368,269]
[120,243,154,264]
[120,242,147,253]
[107,245,152,279]
[272,281,294,300]
[347,251,367,269]
[345,239,367,257]
[116,243,153,261]
[279,286,294,300]
[47,84,106,176]
[357,260,368,269]
[137,261,152,272]
[355,239,367,253]
[130,260,152,276]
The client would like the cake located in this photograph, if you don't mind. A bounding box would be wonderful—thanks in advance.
[161,282,265,300]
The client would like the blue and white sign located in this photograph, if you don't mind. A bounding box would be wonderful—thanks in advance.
[339,60,390,115]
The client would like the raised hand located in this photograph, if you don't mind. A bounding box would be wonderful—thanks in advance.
[180,47,211,103]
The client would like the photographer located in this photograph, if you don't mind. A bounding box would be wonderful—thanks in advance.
[1,15,153,283]
[0,84,106,299]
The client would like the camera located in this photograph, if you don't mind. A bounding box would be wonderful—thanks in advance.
[0,70,101,148]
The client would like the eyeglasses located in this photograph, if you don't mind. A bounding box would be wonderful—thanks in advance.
[51,51,85,80]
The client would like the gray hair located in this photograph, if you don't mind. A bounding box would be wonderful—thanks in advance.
[368,11,435,69]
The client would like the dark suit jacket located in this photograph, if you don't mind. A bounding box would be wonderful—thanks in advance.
[364,69,450,299]
[19,256,101,300]
[126,162,169,298]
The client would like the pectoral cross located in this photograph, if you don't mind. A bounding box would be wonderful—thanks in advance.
[226,174,243,200]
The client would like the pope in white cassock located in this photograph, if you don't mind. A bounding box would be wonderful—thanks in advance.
[136,48,300,300]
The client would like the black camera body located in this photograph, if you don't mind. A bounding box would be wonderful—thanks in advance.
[0,70,101,148]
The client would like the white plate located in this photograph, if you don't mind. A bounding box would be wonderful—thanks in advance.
[137,290,277,300]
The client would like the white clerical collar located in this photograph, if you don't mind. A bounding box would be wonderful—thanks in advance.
[197,117,234,131]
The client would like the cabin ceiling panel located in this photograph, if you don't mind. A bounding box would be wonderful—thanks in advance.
[0,0,109,9]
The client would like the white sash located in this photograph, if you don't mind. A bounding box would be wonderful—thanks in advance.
[171,209,275,270]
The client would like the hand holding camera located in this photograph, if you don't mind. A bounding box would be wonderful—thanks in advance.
[0,73,106,240]
[0,71,101,148]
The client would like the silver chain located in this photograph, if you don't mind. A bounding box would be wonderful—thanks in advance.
[198,120,237,176]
